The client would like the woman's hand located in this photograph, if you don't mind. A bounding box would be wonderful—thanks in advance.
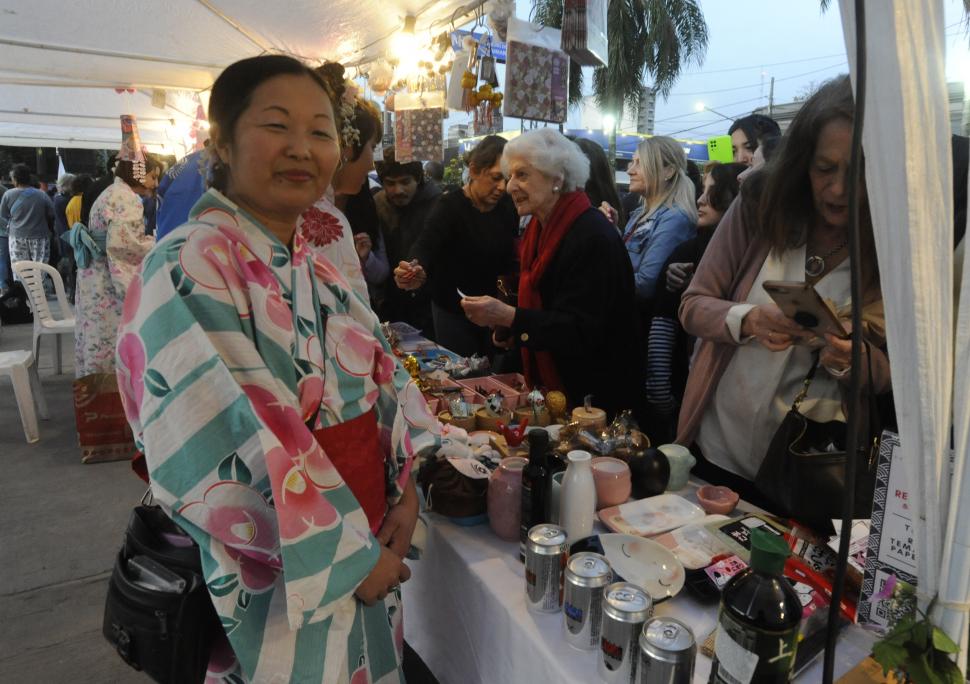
[354,232,373,262]
[666,262,695,293]
[355,546,411,606]
[377,479,419,559]
[820,320,855,376]
[492,330,515,350]
[741,303,810,351]
[393,260,426,291]
[460,295,516,328]
[598,202,619,225]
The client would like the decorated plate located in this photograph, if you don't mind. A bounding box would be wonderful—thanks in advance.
[570,533,685,601]
[598,494,705,538]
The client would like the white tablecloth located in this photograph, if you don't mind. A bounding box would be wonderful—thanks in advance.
[403,514,876,684]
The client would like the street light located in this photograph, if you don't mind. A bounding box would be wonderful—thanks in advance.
[602,114,616,130]
[694,102,734,123]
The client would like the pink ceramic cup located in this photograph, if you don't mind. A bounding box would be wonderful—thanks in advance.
[591,457,632,510]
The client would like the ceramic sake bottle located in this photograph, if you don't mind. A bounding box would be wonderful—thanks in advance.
[559,450,596,543]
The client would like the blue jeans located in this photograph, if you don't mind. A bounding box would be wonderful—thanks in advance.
[0,236,11,290]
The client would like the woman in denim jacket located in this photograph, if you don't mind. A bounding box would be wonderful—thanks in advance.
[622,137,698,310]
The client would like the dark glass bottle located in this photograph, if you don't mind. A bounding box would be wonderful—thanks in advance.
[709,528,802,683]
[519,429,551,560]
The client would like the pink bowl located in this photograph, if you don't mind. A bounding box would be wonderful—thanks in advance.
[696,485,740,515]
[591,457,632,510]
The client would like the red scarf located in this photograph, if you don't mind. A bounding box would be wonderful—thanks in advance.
[517,191,591,391]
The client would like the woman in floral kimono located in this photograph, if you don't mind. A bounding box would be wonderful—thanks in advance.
[116,55,441,683]
[75,156,160,377]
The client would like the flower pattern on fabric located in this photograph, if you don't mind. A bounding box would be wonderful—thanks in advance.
[117,188,441,684]
[300,205,345,247]
[298,195,368,303]
[75,177,153,377]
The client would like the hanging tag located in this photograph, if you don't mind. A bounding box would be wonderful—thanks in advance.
[479,55,499,88]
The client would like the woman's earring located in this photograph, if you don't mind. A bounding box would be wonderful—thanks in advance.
[553,186,560,192]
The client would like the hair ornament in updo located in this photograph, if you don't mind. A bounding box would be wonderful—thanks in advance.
[316,61,363,150]
[118,114,147,182]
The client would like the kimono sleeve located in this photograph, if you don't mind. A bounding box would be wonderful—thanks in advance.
[116,234,380,630]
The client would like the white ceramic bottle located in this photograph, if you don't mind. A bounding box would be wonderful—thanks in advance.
[559,450,596,543]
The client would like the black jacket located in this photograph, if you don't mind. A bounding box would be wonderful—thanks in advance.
[511,207,648,428]
[376,181,441,333]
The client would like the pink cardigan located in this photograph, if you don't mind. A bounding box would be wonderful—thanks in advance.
[675,199,891,446]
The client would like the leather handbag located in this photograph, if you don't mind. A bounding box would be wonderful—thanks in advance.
[755,351,880,526]
[102,500,221,683]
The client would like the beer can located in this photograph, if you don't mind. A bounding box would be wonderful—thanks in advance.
[638,617,696,684]
[524,524,568,613]
[598,582,654,684]
[563,552,613,650]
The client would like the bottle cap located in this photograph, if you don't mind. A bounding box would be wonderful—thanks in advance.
[749,527,790,575]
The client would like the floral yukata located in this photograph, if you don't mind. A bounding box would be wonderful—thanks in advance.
[76,176,155,377]
[299,194,368,303]
[116,189,442,683]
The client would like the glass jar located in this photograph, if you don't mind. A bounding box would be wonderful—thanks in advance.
[488,456,528,541]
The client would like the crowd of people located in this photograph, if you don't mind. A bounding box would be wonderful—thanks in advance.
[8,48,970,682]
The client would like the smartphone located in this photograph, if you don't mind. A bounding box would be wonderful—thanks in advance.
[127,555,187,594]
[707,135,733,163]
[762,280,849,338]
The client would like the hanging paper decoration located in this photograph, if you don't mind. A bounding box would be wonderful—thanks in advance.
[486,0,515,43]
[562,0,608,67]
[368,60,395,97]
[503,18,569,124]
[394,91,445,162]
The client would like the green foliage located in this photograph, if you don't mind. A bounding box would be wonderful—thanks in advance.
[443,156,465,187]
[872,599,966,684]
[530,0,709,118]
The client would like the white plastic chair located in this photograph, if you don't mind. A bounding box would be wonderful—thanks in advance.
[0,350,49,443]
[12,260,76,375]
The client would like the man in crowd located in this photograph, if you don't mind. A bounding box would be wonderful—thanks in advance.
[375,152,440,334]
[0,164,55,288]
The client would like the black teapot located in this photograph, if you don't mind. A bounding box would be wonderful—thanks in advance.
[627,448,670,499]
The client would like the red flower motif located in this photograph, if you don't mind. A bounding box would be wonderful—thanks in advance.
[300,206,345,247]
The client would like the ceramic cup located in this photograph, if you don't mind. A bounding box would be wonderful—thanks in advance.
[487,456,527,541]
[658,444,696,491]
[550,471,565,524]
[591,456,633,509]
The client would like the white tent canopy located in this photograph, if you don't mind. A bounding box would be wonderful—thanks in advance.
[0,0,484,152]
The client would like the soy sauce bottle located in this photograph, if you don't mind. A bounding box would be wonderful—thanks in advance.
[709,528,802,683]
[519,429,551,561]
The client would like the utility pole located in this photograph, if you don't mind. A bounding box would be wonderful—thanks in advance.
[768,77,775,118]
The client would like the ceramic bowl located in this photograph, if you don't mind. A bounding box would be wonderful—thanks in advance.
[438,410,476,432]
[696,485,740,515]
[591,456,632,509]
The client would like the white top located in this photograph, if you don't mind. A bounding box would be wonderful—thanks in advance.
[696,245,848,480]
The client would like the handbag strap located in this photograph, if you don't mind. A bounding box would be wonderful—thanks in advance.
[791,351,822,411]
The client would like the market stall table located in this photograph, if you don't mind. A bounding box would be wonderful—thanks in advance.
[403,488,877,684]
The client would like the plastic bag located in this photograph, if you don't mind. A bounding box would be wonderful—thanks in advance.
[562,0,608,67]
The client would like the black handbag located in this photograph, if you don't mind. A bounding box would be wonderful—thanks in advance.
[102,501,221,683]
[755,350,880,526]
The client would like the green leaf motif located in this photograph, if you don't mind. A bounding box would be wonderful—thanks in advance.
[226,674,246,684]
[220,615,241,634]
[207,574,239,597]
[144,369,172,397]
[296,316,316,339]
[270,247,289,268]
[217,453,252,485]
[931,626,960,654]
[236,590,252,610]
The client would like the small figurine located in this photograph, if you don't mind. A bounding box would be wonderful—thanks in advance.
[484,392,504,416]
[498,418,529,447]
[545,390,567,420]
[527,389,546,419]
[449,395,470,418]
[402,354,428,391]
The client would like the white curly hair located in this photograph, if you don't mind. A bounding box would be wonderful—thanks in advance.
[501,128,590,192]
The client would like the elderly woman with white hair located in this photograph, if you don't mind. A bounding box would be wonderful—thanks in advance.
[622,136,697,307]
[461,128,647,424]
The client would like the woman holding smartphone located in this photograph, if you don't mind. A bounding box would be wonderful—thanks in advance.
[676,76,890,507]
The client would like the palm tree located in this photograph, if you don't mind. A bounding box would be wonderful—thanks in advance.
[531,0,709,164]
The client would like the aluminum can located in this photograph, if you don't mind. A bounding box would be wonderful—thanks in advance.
[524,524,568,613]
[598,582,654,684]
[563,552,613,650]
[638,617,696,684]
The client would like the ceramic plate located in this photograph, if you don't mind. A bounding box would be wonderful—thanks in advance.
[570,533,685,601]
[598,493,706,538]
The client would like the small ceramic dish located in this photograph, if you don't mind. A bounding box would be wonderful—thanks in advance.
[570,533,686,601]
[696,485,740,515]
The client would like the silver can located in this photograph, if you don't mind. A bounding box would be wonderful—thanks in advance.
[638,617,696,684]
[524,524,568,613]
[599,583,654,684]
[563,552,613,650]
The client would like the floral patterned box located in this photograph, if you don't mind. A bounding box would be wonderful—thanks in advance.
[394,108,444,162]
[503,41,569,123]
